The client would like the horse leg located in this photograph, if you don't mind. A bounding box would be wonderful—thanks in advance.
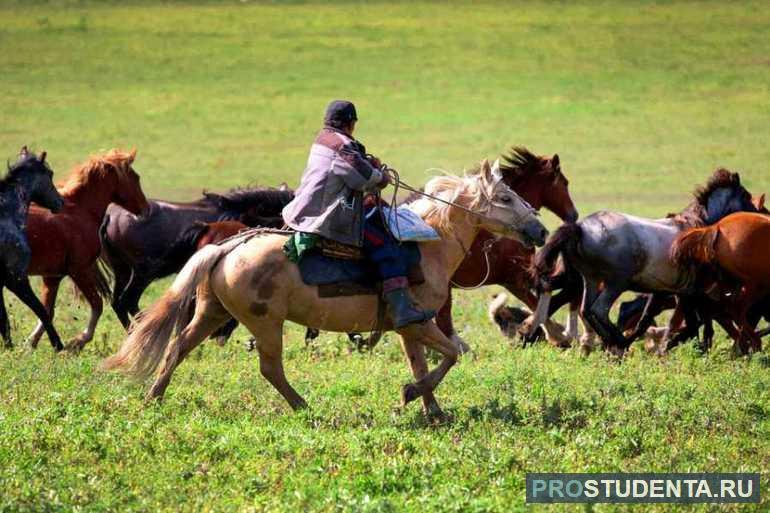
[146,298,232,402]
[511,282,569,348]
[66,269,104,351]
[592,286,626,352]
[580,280,609,349]
[436,287,471,354]
[304,327,320,347]
[27,277,61,349]
[398,322,458,408]
[623,293,668,345]
[120,271,152,321]
[109,263,133,329]
[249,320,307,410]
[5,275,63,352]
[210,317,238,346]
[0,283,11,349]
[662,301,700,353]
[399,337,443,417]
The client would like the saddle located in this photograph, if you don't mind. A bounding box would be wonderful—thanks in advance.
[299,239,424,298]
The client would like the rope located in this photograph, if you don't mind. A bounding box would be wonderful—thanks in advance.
[450,237,496,290]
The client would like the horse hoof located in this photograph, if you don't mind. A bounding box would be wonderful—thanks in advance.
[401,383,421,406]
[424,403,447,421]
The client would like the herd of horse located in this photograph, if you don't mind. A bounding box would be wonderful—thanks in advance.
[2,145,768,416]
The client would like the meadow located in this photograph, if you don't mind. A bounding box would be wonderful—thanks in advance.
[1,1,770,511]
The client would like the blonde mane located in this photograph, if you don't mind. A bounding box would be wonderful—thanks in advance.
[408,170,487,236]
[59,149,137,196]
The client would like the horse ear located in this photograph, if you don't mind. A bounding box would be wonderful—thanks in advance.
[480,159,491,178]
[19,145,29,159]
[39,151,47,163]
[552,154,561,173]
[756,194,766,210]
[128,149,137,164]
[491,159,502,180]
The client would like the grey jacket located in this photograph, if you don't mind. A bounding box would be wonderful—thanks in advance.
[282,128,384,246]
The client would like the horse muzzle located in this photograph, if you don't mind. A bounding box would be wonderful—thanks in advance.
[518,219,548,248]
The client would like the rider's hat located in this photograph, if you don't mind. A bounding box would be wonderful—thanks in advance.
[324,100,358,128]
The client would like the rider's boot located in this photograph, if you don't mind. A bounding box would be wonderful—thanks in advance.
[383,277,435,329]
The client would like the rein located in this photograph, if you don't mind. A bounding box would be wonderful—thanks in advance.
[450,237,496,290]
[381,166,537,235]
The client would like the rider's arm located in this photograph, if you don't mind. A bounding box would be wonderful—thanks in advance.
[333,143,385,191]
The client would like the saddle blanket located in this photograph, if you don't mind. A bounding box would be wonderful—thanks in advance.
[298,243,423,297]
[370,205,440,242]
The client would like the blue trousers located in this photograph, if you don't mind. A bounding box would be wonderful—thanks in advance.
[362,208,409,281]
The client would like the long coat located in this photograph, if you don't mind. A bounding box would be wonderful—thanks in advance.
[282,128,383,247]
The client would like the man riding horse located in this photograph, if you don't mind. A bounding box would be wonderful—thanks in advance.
[282,100,435,328]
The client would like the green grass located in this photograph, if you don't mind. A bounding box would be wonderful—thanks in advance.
[1,1,770,511]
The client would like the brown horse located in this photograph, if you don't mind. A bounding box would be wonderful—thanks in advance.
[671,211,770,354]
[103,160,547,416]
[26,149,148,351]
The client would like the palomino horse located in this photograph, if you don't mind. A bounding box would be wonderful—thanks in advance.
[26,149,148,351]
[437,147,578,350]
[313,147,578,351]
[0,147,64,350]
[100,186,293,329]
[529,168,757,353]
[102,160,547,416]
[671,212,770,354]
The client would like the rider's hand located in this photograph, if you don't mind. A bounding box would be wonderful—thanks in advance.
[377,170,391,189]
[368,156,382,169]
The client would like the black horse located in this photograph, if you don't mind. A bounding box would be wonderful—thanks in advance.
[100,186,294,328]
[0,147,65,350]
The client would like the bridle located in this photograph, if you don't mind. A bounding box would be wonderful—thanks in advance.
[379,165,537,290]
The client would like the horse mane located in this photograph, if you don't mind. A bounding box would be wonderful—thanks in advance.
[674,167,746,226]
[500,146,547,181]
[200,186,295,218]
[0,154,36,190]
[408,172,485,236]
[60,149,136,196]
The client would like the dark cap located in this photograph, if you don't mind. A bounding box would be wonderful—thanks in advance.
[324,100,358,128]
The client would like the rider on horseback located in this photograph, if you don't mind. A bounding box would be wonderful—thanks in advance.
[282,100,435,328]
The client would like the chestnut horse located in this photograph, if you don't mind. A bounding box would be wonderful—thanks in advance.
[26,149,148,351]
[671,211,770,354]
[103,160,547,416]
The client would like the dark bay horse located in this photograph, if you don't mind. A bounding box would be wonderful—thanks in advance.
[0,147,64,350]
[437,147,578,351]
[26,149,149,351]
[671,211,770,354]
[531,168,757,353]
[100,186,294,328]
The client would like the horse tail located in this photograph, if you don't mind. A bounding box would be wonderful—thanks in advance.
[670,226,720,267]
[101,236,243,380]
[531,222,582,291]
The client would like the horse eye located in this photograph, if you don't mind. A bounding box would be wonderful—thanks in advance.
[499,195,512,203]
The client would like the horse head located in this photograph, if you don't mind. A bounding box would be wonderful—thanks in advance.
[470,159,549,247]
[114,149,148,215]
[499,147,578,222]
[10,146,64,213]
[697,168,758,224]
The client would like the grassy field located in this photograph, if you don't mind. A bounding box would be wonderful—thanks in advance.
[1,1,770,511]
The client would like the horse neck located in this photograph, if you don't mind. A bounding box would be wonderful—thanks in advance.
[509,180,543,209]
[0,178,32,223]
[61,179,117,223]
[424,211,480,278]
